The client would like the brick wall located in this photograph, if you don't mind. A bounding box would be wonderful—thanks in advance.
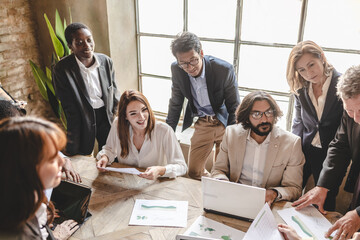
[0,0,55,119]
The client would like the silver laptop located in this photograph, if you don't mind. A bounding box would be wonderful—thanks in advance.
[202,177,265,221]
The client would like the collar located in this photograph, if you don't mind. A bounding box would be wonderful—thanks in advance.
[246,129,272,145]
[75,54,100,71]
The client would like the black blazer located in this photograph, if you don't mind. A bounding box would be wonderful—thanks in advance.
[166,55,240,131]
[318,112,360,197]
[53,53,119,155]
[292,69,343,152]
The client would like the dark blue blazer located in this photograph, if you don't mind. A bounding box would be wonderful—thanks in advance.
[166,55,240,132]
[292,69,343,152]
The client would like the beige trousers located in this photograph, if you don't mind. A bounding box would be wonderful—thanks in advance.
[188,117,225,180]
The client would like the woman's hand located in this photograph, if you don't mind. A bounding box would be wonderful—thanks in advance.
[139,166,166,180]
[96,155,109,172]
[278,224,302,240]
[52,219,79,240]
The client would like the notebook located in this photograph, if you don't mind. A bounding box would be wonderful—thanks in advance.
[202,177,265,221]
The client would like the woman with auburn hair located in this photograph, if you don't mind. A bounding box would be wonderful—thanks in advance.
[96,90,187,180]
[0,117,78,239]
[286,40,343,210]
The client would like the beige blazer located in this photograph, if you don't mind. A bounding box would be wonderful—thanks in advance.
[211,124,305,201]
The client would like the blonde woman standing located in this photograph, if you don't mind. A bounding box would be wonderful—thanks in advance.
[287,40,343,211]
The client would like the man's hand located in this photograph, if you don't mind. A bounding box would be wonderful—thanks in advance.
[292,186,328,214]
[96,155,109,172]
[266,189,278,206]
[62,157,82,183]
[325,210,360,240]
[52,219,79,240]
[139,166,166,180]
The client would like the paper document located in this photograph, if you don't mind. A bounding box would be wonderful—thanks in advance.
[183,216,245,240]
[277,205,335,240]
[243,203,284,240]
[98,167,141,175]
[129,199,188,227]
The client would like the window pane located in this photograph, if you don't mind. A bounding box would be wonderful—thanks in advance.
[201,41,234,67]
[304,0,360,49]
[325,51,360,74]
[188,0,237,40]
[241,0,301,44]
[138,0,183,35]
[239,90,290,130]
[140,36,175,77]
[238,45,291,92]
[142,77,172,113]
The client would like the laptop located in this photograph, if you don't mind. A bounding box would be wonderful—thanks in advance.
[202,177,265,221]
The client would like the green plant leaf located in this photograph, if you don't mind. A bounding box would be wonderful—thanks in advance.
[44,13,64,59]
[59,101,67,129]
[45,67,55,95]
[29,60,49,101]
[55,10,70,56]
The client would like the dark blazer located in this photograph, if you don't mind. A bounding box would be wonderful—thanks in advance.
[317,112,360,213]
[0,216,55,240]
[166,55,240,131]
[53,53,119,155]
[292,69,343,152]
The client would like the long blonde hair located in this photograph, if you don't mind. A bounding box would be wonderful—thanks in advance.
[286,40,333,94]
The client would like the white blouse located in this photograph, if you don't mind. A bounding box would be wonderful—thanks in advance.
[97,118,187,178]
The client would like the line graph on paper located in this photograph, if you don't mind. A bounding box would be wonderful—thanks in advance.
[277,206,336,240]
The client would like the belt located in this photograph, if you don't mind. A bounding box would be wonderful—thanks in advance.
[199,115,219,124]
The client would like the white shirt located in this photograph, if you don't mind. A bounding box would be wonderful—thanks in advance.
[238,131,271,187]
[75,55,104,109]
[97,119,187,178]
[35,203,48,240]
[308,72,332,148]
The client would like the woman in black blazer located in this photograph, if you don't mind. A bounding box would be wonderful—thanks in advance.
[286,41,343,211]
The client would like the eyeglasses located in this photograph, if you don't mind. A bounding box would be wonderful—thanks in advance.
[250,110,275,120]
[178,58,199,69]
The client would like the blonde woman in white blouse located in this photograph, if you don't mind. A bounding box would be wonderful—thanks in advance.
[96,90,187,180]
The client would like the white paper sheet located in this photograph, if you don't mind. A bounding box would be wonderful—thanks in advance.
[277,205,335,240]
[98,167,141,175]
[129,199,188,227]
[243,204,284,240]
[183,216,245,240]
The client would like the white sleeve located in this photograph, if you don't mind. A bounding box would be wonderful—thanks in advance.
[161,126,188,178]
[96,119,119,164]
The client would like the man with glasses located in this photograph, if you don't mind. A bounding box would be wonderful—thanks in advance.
[212,91,305,205]
[167,32,240,180]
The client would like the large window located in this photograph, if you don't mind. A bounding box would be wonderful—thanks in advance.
[136,0,360,130]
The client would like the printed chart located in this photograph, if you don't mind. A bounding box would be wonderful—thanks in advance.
[184,216,245,240]
[277,205,336,240]
[129,199,188,227]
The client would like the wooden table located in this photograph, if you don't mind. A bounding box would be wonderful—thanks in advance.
[69,155,342,240]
